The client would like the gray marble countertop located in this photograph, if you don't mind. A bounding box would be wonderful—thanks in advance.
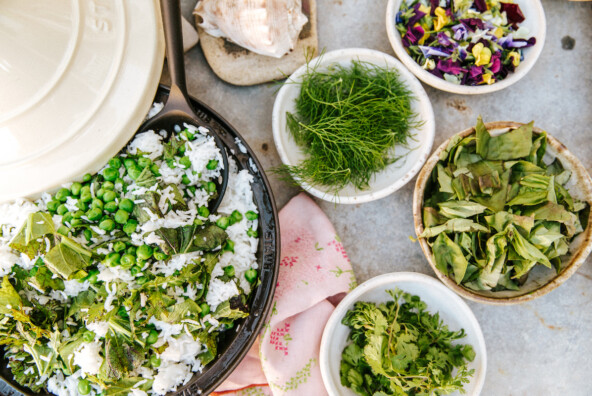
[175,1,592,395]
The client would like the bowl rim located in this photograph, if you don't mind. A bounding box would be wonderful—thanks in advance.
[412,121,592,305]
[319,271,487,396]
[385,0,547,95]
[271,47,435,204]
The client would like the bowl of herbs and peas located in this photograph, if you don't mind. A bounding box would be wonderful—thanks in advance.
[272,48,435,204]
[413,117,592,304]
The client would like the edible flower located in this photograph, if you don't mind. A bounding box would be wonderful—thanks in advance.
[481,73,495,85]
[419,45,452,58]
[437,59,466,75]
[493,27,504,38]
[434,7,450,31]
[408,3,427,25]
[473,0,487,12]
[508,51,520,67]
[452,24,468,40]
[472,43,492,66]
[402,25,426,47]
[500,2,525,26]
[489,51,502,73]
[437,31,453,46]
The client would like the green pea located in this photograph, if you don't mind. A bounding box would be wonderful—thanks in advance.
[245,211,259,221]
[78,379,91,395]
[119,198,134,213]
[117,305,129,319]
[123,158,137,169]
[91,198,104,210]
[230,210,243,224]
[245,268,257,283]
[82,173,92,183]
[153,251,168,261]
[247,228,258,238]
[99,218,115,232]
[166,159,176,169]
[96,188,105,199]
[104,201,118,213]
[177,144,186,154]
[70,218,83,227]
[138,157,152,168]
[104,252,120,267]
[57,225,69,236]
[206,181,217,193]
[86,207,102,221]
[216,217,229,230]
[137,244,153,260]
[136,275,149,285]
[114,209,129,225]
[193,218,203,226]
[113,241,126,252]
[103,167,118,182]
[114,177,125,189]
[130,265,142,276]
[47,200,59,212]
[179,156,192,169]
[225,321,235,330]
[181,128,195,140]
[187,185,197,195]
[109,157,122,169]
[62,212,73,225]
[149,354,161,368]
[81,185,91,195]
[88,272,99,284]
[198,206,210,218]
[199,303,210,317]
[128,166,142,180]
[103,181,115,191]
[57,204,68,215]
[102,191,116,204]
[181,174,191,185]
[83,229,93,242]
[206,159,218,170]
[120,254,136,269]
[224,240,235,253]
[71,182,82,196]
[80,191,92,203]
[145,329,159,345]
[223,265,235,277]
[126,246,137,256]
[55,188,70,202]
[76,200,88,212]
[82,330,95,343]
[150,164,161,176]
[123,220,138,235]
[72,210,84,219]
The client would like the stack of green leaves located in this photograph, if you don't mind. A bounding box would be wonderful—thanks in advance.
[340,289,475,396]
[421,117,589,291]
[279,59,421,192]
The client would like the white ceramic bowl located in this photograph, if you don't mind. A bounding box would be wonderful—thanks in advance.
[386,0,546,94]
[272,48,435,204]
[320,272,487,396]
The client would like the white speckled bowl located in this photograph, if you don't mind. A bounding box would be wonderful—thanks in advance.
[386,0,546,94]
[320,272,487,396]
[272,48,435,204]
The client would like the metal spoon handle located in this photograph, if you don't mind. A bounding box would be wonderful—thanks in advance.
[160,0,192,113]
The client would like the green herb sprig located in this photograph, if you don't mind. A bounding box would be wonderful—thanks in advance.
[278,59,421,192]
[340,289,475,395]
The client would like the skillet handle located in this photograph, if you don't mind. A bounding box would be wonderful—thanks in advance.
[160,0,193,112]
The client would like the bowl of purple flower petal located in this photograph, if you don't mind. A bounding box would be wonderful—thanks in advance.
[386,0,546,94]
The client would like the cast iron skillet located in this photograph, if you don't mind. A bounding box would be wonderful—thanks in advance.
[0,85,280,396]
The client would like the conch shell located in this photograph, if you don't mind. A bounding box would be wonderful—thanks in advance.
[194,0,308,58]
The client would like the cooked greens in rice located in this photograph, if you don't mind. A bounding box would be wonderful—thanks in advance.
[0,122,260,395]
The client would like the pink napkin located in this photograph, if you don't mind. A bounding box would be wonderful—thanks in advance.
[213,192,356,395]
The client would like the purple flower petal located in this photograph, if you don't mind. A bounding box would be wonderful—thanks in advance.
[460,18,485,31]
[490,51,502,73]
[419,45,452,58]
[430,0,439,15]
[473,0,487,12]
[452,24,468,41]
[469,65,483,78]
[459,48,468,61]
[408,3,427,25]
[437,32,454,46]
[500,3,525,27]
[402,25,425,47]
[511,37,536,48]
[437,59,467,75]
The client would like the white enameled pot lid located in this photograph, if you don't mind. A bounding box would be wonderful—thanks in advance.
[0,0,165,202]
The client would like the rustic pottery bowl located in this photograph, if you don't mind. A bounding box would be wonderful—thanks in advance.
[320,272,487,396]
[413,121,592,305]
[386,0,546,94]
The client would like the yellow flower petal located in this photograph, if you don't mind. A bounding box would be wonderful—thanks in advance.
[418,4,431,14]
[434,7,450,31]
[493,27,504,39]
[482,74,495,85]
[508,51,521,67]
[472,43,492,66]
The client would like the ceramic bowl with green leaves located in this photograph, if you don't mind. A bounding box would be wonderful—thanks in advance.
[413,119,592,304]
